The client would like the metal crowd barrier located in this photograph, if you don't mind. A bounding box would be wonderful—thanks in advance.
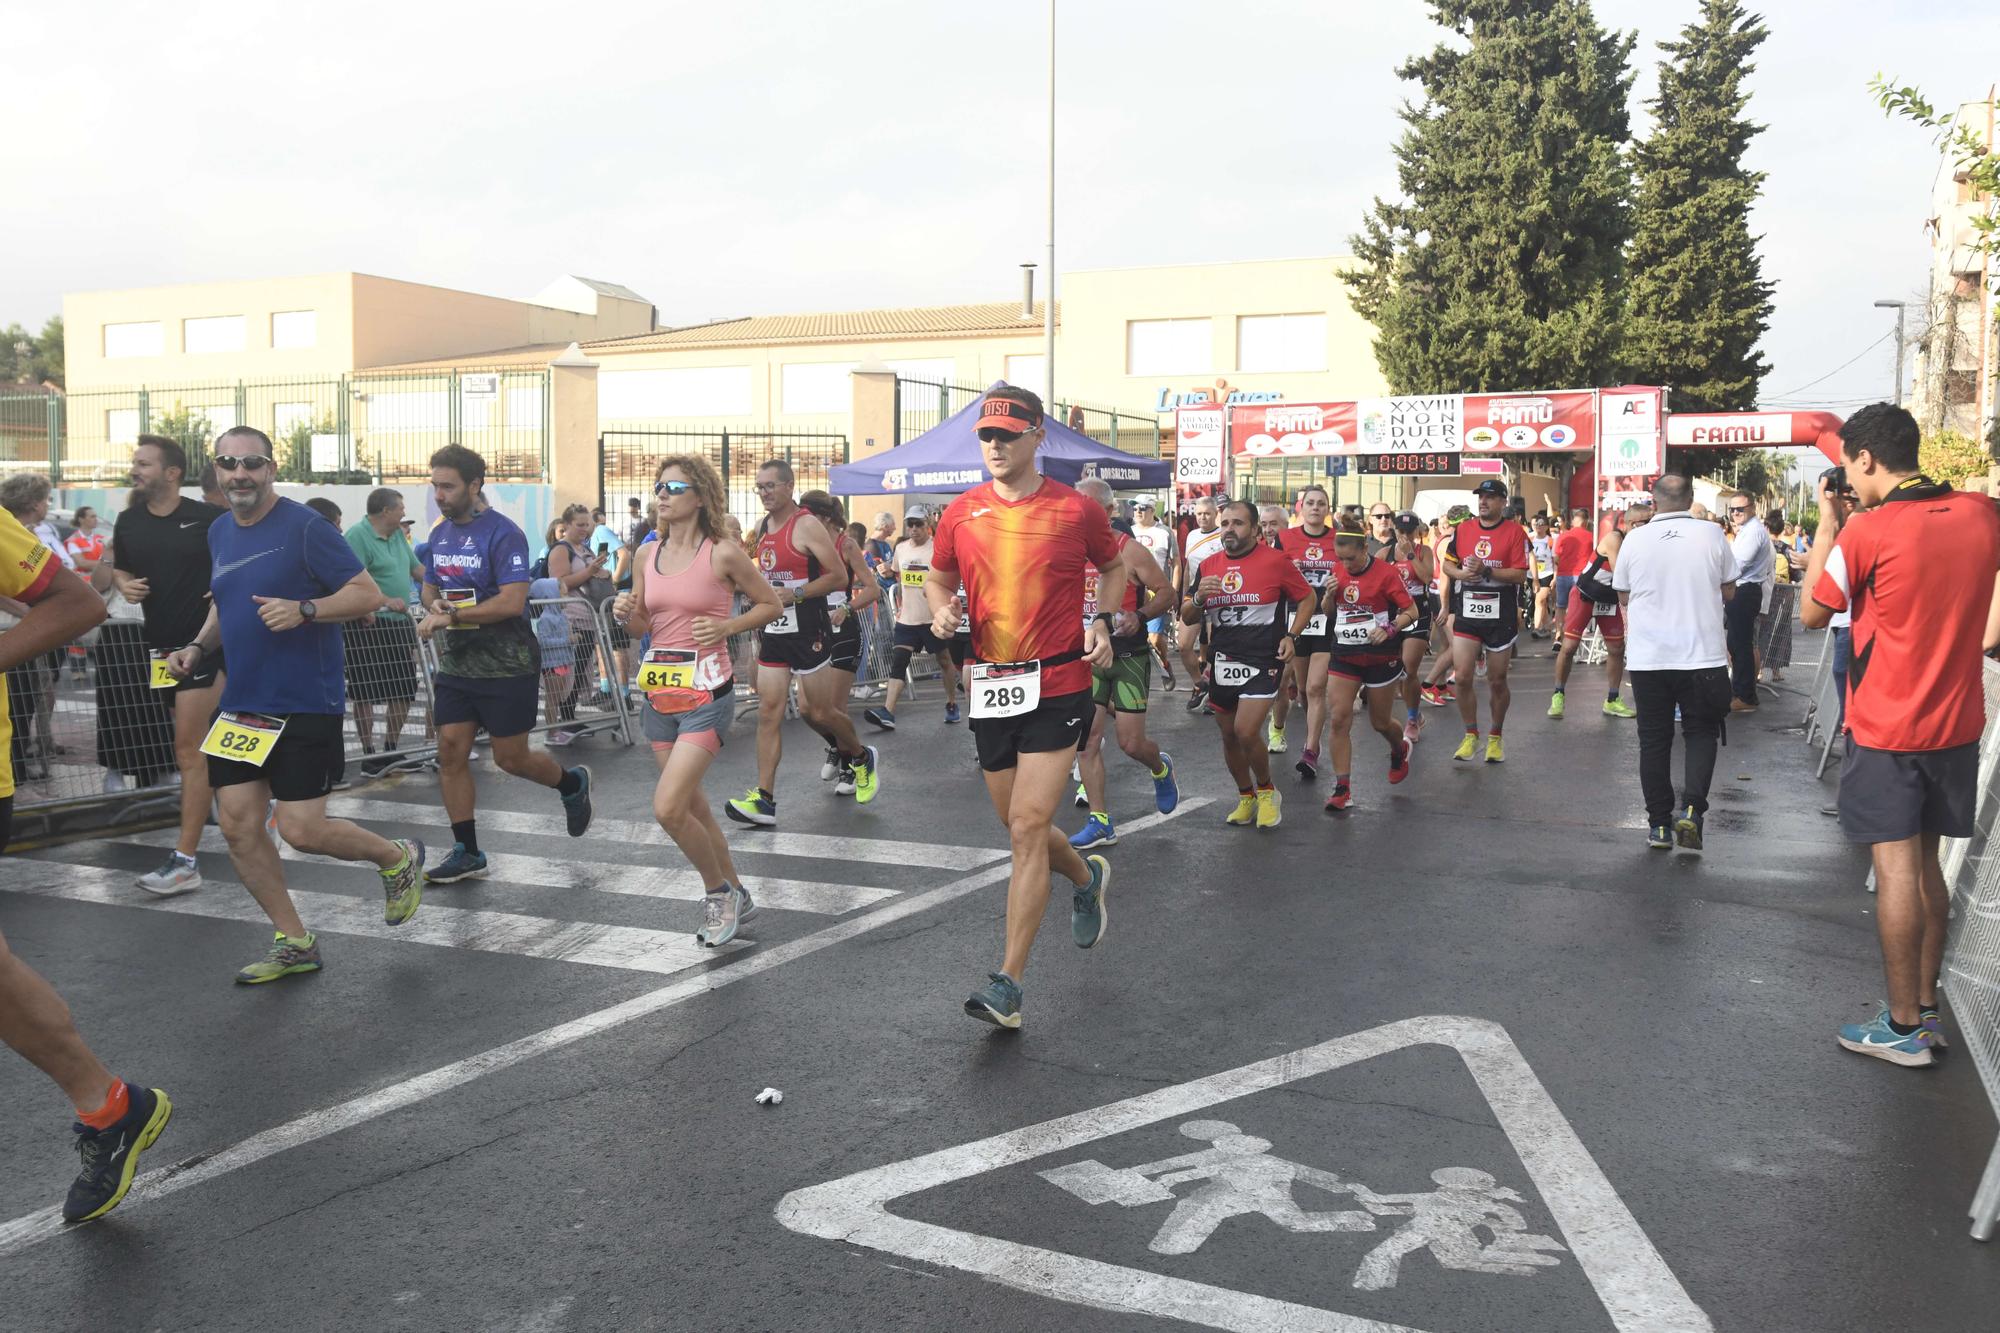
[5,593,633,846]
[1941,659,2000,1240]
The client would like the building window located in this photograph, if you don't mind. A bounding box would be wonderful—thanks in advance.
[103,322,163,359]
[271,310,317,349]
[183,315,247,355]
[1003,355,1046,397]
[106,408,140,444]
[781,362,859,415]
[1236,314,1327,373]
[599,367,752,420]
[1125,319,1211,375]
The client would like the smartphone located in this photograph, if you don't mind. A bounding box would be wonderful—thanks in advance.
[598,542,611,557]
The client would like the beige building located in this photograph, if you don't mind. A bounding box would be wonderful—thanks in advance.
[1911,88,1997,446]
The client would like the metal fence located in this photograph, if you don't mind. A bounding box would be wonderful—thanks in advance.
[891,377,1159,458]
[0,368,552,488]
[4,593,630,847]
[598,428,851,530]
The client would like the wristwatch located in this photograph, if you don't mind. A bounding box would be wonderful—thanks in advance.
[299,599,317,623]
[1093,612,1116,628]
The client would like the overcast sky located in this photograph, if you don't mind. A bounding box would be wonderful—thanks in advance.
[10,1,1996,412]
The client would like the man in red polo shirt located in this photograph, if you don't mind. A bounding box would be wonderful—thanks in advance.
[1803,403,2000,1069]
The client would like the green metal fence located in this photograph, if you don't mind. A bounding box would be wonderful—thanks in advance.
[893,377,986,445]
[0,368,552,487]
[891,376,1157,457]
[599,428,851,531]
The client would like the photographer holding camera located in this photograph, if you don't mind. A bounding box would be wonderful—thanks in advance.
[1802,403,2000,1068]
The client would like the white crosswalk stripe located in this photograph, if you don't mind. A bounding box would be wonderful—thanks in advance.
[119,828,896,916]
[0,861,744,974]
[326,795,1006,870]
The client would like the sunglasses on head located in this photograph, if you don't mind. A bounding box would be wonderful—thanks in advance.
[977,426,1026,444]
[654,478,693,497]
[213,454,271,472]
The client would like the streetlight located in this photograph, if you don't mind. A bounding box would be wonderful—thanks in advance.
[1873,299,1907,407]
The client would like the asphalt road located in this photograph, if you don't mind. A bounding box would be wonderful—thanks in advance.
[1,639,1996,1332]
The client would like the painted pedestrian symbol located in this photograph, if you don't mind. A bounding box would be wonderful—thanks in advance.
[1038,1118,1565,1289]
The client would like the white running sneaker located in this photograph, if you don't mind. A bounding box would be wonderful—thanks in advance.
[136,852,202,898]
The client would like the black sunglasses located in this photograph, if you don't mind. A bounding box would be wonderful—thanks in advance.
[654,479,693,497]
[1727,505,1751,514]
[977,427,1026,444]
[213,454,271,472]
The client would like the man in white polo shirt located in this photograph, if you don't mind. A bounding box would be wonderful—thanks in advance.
[1723,490,1773,711]
[1613,475,1740,852]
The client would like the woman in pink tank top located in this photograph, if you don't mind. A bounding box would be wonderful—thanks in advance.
[612,455,782,947]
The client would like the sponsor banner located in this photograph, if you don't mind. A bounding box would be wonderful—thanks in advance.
[1173,407,1228,484]
[1229,390,1599,458]
[1664,412,1796,448]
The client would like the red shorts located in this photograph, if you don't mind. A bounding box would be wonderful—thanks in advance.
[1564,593,1623,641]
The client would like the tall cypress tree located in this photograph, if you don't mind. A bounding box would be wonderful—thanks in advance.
[1622,0,1773,412]
[1347,0,1637,394]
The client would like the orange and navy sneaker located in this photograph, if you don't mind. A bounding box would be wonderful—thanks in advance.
[63,1082,173,1223]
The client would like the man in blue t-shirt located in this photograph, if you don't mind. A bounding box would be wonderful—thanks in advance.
[416,444,594,884]
[167,426,426,985]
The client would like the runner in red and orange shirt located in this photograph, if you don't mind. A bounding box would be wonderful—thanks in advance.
[1275,485,1339,778]
[929,386,1124,1031]
[1321,522,1420,812]
[1183,500,1316,831]
[1441,479,1530,764]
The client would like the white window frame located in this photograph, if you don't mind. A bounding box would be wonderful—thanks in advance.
[271,310,317,350]
[102,322,163,359]
[1235,313,1327,374]
[1125,319,1212,376]
[182,315,247,355]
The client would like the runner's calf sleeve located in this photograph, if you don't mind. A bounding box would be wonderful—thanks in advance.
[891,644,915,683]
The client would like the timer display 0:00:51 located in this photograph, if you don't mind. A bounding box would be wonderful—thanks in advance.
[1355,453,1462,475]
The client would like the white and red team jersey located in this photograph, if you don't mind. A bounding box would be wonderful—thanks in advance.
[1082,533,1140,625]
[1447,517,1529,618]
[1183,524,1226,574]
[1325,556,1414,661]
[755,508,829,637]
[1276,524,1340,595]
[1390,550,1430,613]
[1197,544,1312,666]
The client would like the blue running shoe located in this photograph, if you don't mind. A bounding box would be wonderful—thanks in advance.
[1837,1006,1936,1068]
[1152,751,1179,814]
[864,707,896,731]
[1646,823,1672,850]
[561,765,594,837]
[1072,854,1110,948]
[1674,805,1704,853]
[964,972,1023,1028]
[944,702,961,725]
[1069,814,1116,850]
[63,1082,173,1223]
[428,842,489,884]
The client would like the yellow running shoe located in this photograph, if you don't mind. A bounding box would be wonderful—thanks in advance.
[1485,734,1506,764]
[1255,788,1282,829]
[1224,794,1257,826]
[1266,723,1287,754]
[1452,731,1480,762]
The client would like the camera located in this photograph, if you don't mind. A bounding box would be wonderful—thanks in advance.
[1821,466,1857,500]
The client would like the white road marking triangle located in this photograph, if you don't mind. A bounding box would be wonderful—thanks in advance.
[778,1015,1711,1332]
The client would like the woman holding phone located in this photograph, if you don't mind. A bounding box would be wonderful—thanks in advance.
[612,456,782,948]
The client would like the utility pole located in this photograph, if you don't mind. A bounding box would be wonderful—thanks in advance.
[1873,299,1907,406]
[1044,0,1056,408]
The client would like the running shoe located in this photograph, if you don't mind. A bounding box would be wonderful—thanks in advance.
[1324,784,1352,812]
[546,729,577,747]
[1674,805,1704,853]
[1603,698,1636,719]
[1421,685,1445,707]
[820,746,841,781]
[863,706,897,731]
[62,1083,173,1224]
[1647,823,1673,849]
[1267,722,1287,754]
[1224,794,1257,826]
[834,758,857,796]
[1151,752,1179,814]
[695,884,758,948]
[360,753,395,779]
[1185,683,1208,713]
[1401,715,1423,747]
[136,852,201,898]
[1294,748,1319,780]
[1255,788,1282,829]
[1484,735,1505,764]
[380,838,425,926]
[1069,814,1117,850]
[1922,1006,1951,1053]
[561,765,594,836]
[944,702,962,725]
[1074,781,1089,810]
[1441,683,1457,702]
[964,972,1023,1028]
[1547,691,1566,720]
[726,787,777,827]
[1452,732,1479,762]
[1837,1006,1936,1068]
[850,747,881,804]
[1388,741,1411,785]
[265,800,278,837]
[429,842,489,883]
[1072,854,1110,948]
[234,932,322,985]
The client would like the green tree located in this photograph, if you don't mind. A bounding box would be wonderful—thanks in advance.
[0,316,62,387]
[1920,429,1989,485]
[1347,0,1637,394]
[1622,0,1772,413]
[147,404,216,462]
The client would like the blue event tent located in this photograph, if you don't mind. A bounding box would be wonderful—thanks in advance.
[828,386,1170,496]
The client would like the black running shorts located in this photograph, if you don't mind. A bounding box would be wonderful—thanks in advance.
[206,711,346,803]
[971,688,1094,773]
